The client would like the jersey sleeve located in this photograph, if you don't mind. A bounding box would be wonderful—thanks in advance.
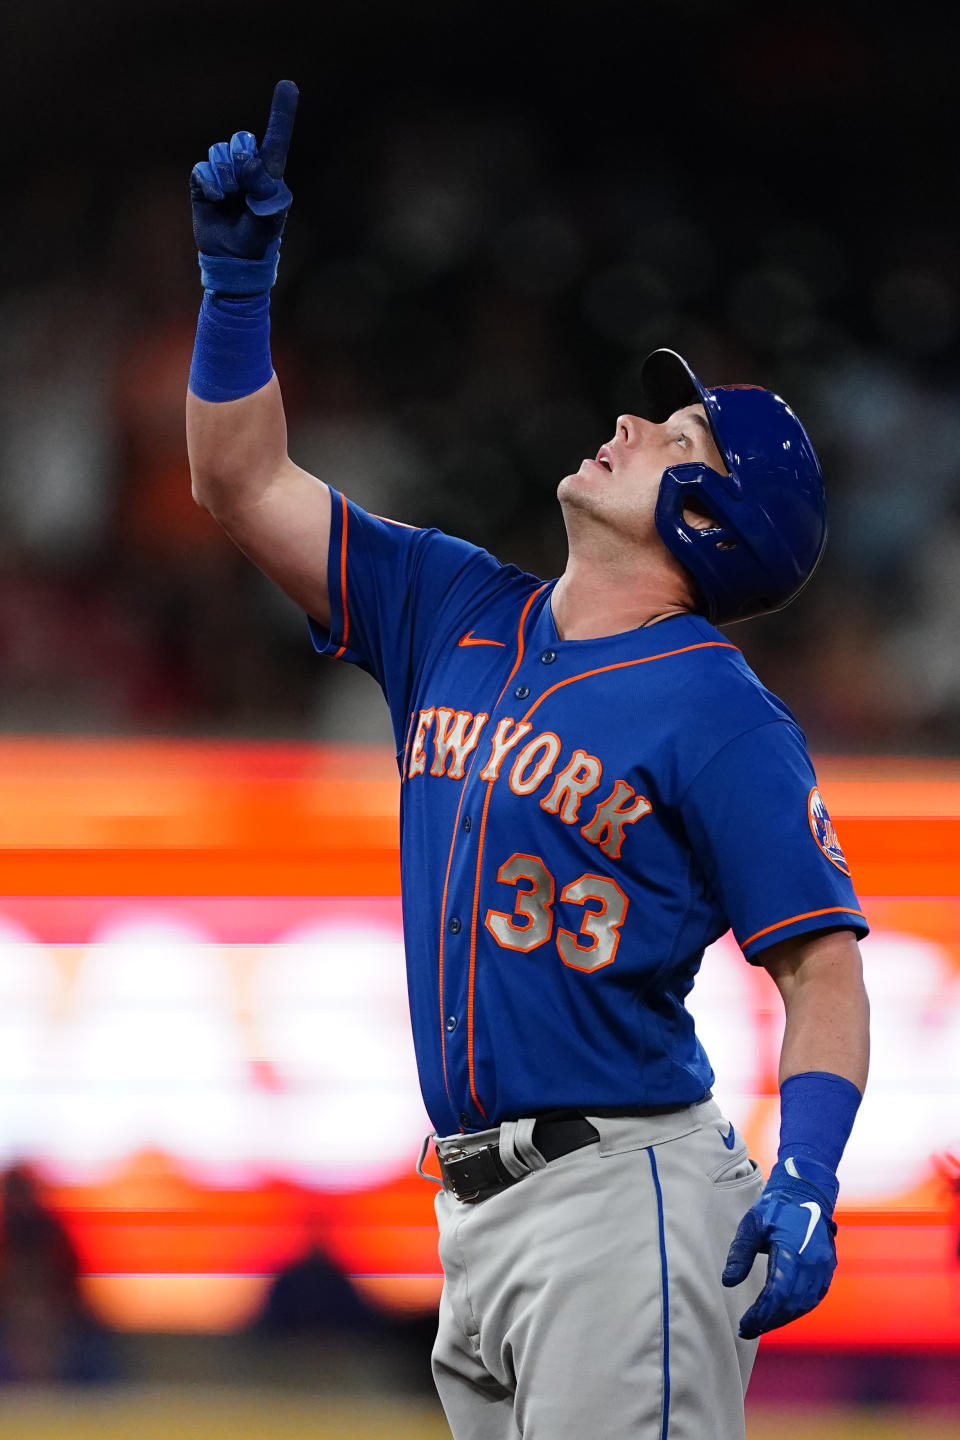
[307,488,537,744]
[679,720,869,963]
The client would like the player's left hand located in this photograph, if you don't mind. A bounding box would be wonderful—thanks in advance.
[721,1155,839,1339]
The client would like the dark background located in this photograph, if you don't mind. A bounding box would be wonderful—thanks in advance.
[2,0,959,749]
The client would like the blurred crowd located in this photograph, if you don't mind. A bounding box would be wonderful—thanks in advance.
[1,1,959,750]
[0,1161,434,1391]
[0,1166,117,1383]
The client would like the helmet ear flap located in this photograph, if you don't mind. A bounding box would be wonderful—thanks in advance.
[656,463,740,543]
[655,464,735,625]
[657,461,816,624]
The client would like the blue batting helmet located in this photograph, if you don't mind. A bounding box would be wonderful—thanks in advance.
[639,348,827,625]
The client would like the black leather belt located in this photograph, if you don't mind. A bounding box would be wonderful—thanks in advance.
[436,1099,705,1205]
[438,1113,599,1203]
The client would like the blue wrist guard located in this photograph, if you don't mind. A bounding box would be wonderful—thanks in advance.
[188,292,273,403]
[198,237,281,296]
[778,1069,862,1180]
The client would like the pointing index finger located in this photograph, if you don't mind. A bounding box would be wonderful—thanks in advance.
[261,79,299,178]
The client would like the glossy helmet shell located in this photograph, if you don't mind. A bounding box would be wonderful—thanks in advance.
[642,348,827,624]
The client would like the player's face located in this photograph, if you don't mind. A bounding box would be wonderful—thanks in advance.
[558,404,727,542]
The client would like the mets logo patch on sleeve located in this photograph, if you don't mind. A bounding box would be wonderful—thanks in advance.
[807,786,850,875]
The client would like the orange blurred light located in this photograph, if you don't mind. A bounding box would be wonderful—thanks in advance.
[0,740,957,1344]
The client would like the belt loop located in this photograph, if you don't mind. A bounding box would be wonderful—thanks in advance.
[416,1131,443,1185]
[498,1117,548,1179]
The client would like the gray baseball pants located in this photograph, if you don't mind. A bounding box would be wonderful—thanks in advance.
[430,1098,766,1440]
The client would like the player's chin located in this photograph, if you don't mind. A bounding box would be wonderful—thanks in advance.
[558,471,602,508]
[558,477,622,531]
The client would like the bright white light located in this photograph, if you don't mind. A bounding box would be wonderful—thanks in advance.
[45,912,252,1185]
[838,929,960,1197]
[249,922,428,1188]
[0,917,58,1164]
[686,930,779,1130]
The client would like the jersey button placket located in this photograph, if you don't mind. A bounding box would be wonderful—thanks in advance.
[442,762,476,1126]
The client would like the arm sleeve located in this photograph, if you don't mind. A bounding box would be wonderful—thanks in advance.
[680,720,869,963]
[307,489,538,744]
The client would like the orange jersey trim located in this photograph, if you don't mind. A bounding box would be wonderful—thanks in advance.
[467,779,496,1118]
[520,642,739,722]
[739,906,867,951]
[332,493,351,661]
[496,586,548,705]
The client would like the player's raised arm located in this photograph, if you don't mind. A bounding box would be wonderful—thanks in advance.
[186,80,334,627]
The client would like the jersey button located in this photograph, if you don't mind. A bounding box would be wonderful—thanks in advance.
[459,1113,472,1128]
[448,916,462,933]
[462,816,472,832]
[540,650,556,664]
[514,685,530,699]
[445,1015,458,1032]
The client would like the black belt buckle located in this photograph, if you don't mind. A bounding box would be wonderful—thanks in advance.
[439,1143,510,1203]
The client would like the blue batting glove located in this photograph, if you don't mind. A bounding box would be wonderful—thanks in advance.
[722,1155,839,1340]
[190,80,298,291]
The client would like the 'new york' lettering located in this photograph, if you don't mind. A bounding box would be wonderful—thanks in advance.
[407,707,651,858]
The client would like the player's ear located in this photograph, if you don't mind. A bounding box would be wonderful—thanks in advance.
[681,498,720,531]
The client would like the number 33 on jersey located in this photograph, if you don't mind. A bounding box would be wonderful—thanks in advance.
[309,493,868,1139]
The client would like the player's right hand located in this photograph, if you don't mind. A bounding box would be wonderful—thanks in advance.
[190,79,299,260]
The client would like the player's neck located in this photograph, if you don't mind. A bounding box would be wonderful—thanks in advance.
[553,550,695,641]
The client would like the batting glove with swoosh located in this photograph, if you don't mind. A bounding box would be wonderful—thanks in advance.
[722,1154,839,1339]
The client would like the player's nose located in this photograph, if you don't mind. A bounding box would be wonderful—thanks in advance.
[616,413,659,447]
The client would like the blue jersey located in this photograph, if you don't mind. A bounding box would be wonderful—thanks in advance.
[309,491,868,1138]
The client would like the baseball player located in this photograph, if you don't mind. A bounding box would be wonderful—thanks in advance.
[186,82,870,1439]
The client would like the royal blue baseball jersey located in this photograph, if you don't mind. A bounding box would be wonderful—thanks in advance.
[308,491,868,1138]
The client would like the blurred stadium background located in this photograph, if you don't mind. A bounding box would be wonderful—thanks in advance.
[1,0,959,1435]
